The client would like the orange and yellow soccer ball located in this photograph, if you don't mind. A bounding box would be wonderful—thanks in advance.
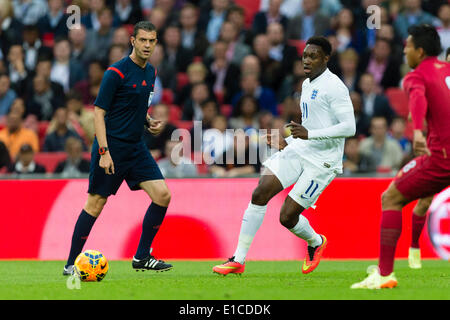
[74,250,109,282]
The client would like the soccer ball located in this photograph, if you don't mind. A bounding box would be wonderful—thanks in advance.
[74,250,109,282]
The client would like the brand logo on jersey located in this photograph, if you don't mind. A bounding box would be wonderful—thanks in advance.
[311,89,318,100]
[142,80,147,86]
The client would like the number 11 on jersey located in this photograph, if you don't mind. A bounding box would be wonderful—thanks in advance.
[302,102,308,121]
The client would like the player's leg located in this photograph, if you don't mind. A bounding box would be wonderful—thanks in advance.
[213,169,284,275]
[409,196,433,269]
[279,196,326,274]
[132,179,172,272]
[63,194,108,274]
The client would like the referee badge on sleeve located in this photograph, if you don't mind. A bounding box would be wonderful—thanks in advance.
[148,91,154,105]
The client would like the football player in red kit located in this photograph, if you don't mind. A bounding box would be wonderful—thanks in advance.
[352,24,450,289]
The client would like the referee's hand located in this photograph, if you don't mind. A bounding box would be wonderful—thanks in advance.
[99,152,115,175]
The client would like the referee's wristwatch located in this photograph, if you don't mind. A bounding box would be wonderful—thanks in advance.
[98,146,109,155]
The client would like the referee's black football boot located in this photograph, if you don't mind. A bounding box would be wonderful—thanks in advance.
[132,250,173,272]
[62,265,74,276]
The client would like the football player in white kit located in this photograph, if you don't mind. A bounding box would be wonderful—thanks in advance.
[213,37,356,275]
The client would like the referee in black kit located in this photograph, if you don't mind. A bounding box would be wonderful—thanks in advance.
[63,21,173,275]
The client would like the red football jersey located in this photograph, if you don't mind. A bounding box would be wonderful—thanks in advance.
[403,57,450,156]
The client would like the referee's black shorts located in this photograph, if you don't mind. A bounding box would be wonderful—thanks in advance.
[88,136,164,197]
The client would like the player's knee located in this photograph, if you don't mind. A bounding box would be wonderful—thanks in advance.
[153,189,171,207]
[381,189,396,208]
[85,195,107,217]
[251,187,270,205]
[279,211,296,229]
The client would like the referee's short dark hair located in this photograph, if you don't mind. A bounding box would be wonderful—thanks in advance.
[407,24,442,57]
[306,36,332,56]
[133,21,157,37]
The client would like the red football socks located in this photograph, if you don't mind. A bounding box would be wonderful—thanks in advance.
[411,213,427,249]
[378,210,402,276]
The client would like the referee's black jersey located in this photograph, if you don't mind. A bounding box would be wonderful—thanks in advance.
[94,56,156,143]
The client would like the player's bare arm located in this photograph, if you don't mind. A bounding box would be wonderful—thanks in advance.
[94,106,115,175]
[413,129,431,156]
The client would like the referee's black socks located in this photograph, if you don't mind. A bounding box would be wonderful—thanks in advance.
[65,209,97,267]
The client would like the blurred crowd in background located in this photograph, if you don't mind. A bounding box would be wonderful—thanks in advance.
[0,0,449,178]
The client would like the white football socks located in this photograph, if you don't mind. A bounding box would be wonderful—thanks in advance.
[289,214,322,247]
[233,202,267,264]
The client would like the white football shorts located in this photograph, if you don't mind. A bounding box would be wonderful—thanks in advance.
[262,145,336,209]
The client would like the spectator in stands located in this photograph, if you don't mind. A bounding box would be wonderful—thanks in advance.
[22,24,51,72]
[0,73,17,118]
[68,24,91,68]
[267,22,299,77]
[148,7,168,35]
[350,90,370,138]
[189,99,220,154]
[43,107,85,152]
[277,58,306,102]
[114,0,143,25]
[205,40,241,104]
[437,4,450,59]
[108,43,129,65]
[143,103,178,160]
[149,44,176,92]
[447,47,450,62]
[394,0,439,41]
[229,95,260,131]
[209,129,261,177]
[258,110,274,131]
[280,96,302,123]
[37,0,69,42]
[6,44,28,95]
[216,21,251,66]
[12,0,47,27]
[358,73,397,125]
[342,136,376,175]
[0,140,10,171]
[50,37,86,93]
[203,114,234,164]
[157,140,199,178]
[0,111,39,159]
[155,0,179,26]
[162,24,194,73]
[0,0,24,58]
[252,0,288,36]
[331,7,365,54]
[176,62,210,109]
[376,24,404,62]
[182,82,212,121]
[199,0,230,44]
[226,5,253,46]
[252,34,284,92]
[358,37,402,91]
[389,116,412,157]
[74,60,105,105]
[240,54,261,78]
[112,27,132,52]
[26,74,64,121]
[84,7,116,63]
[81,0,119,31]
[338,48,361,92]
[359,116,403,172]
[232,72,278,116]
[54,137,90,177]
[7,143,45,174]
[287,0,330,42]
[65,90,95,147]
[180,3,209,57]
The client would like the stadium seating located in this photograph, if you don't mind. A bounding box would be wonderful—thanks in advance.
[176,72,189,92]
[168,104,182,122]
[220,104,233,118]
[161,88,174,105]
[234,0,260,27]
[34,152,91,173]
[288,40,307,56]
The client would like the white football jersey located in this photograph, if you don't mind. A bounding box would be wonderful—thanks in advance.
[287,68,354,173]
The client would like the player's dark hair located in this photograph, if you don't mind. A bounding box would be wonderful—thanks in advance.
[133,21,157,38]
[446,47,450,58]
[407,24,442,57]
[306,36,332,56]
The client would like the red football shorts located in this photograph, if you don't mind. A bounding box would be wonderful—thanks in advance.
[394,154,450,201]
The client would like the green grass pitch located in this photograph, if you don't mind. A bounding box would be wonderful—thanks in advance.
[0,260,448,300]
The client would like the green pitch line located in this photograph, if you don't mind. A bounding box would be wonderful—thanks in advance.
[0,260,448,300]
